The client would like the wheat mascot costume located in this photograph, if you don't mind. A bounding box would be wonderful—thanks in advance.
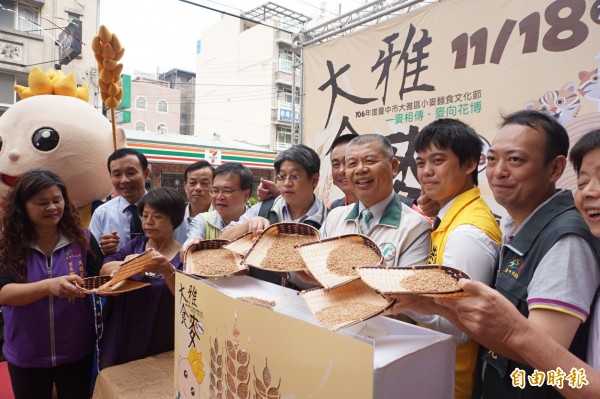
[0,26,126,226]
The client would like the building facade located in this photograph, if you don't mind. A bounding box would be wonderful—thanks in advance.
[119,74,181,135]
[195,3,308,151]
[160,68,195,136]
[125,130,275,198]
[0,0,100,115]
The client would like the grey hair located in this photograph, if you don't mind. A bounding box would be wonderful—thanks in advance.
[347,134,394,159]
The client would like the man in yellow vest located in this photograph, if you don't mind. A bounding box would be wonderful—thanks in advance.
[389,118,501,399]
[186,162,252,240]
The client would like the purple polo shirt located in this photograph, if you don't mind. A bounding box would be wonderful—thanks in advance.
[99,236,182,368]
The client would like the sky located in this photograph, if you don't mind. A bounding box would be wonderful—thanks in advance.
[98,0,355,75]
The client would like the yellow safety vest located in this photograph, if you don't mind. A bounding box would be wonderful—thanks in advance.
[429,187,501,399]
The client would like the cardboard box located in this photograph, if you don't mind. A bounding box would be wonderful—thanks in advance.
[174,273,454,399]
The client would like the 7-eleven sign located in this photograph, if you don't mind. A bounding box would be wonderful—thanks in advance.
[205,149,222,165]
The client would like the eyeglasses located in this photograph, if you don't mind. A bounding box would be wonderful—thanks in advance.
[275,174,302,183]
[209,188,241,197]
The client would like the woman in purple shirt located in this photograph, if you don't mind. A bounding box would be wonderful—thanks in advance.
[99,187,185,369]
[0,169,102,399]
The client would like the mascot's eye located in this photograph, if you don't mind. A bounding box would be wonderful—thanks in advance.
[32,128,59,151]
[184,370,188,378]
[0,136,2,151]
[191,387,195,396]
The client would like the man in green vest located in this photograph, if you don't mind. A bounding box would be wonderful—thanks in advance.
[221,145,326,241]
[389,118,501,399]
[474,110,600,399]
[425,129,600,399]
[393,111,600,399]
[221,145,327,287]
[185,162,252,241]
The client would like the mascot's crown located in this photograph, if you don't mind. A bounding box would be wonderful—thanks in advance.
[14,66,89,102]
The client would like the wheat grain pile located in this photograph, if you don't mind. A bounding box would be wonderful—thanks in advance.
[190,248,237,276]
[326,242,381,276]
[260,234,314,271]
[237,296,276,310]
[315,302,383,329]
[401,269,460,292]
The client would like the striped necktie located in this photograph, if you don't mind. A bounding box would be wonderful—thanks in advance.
[359,208,373,235]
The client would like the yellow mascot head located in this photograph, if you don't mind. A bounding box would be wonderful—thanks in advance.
[0,67,126,224]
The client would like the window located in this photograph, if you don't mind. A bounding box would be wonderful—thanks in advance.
[157,123,167,135]
[277,85,299,105]
[160,172,186,196]
[67,13,80,23]
[278,47,293,72]
[0,72,14,105]
[135,96,147,110]
[276,125,297,150]
[157,99,168,113]
[0,0,40,34]
[134,121,146,131]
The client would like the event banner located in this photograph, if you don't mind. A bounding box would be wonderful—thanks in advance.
[303,0,600,213]
[173,273,373,398]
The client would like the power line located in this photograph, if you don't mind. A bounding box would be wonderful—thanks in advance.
[120,90,303,104]
[203,0,243,13]
[123,86,301,101]
[131,74,298,87]
[116,93,303,105]
[178,0,294,34]
[173,82,280,87]
[289,0,339,17]
[26,59,63,67]
[0,2,86,67]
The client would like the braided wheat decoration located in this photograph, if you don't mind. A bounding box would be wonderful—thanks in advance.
[92,25,124,150]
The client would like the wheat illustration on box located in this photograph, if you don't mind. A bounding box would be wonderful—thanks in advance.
[208,320,282,399]
[224,322,251,399]
[253,359,281,399]
[209,337,224,399]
